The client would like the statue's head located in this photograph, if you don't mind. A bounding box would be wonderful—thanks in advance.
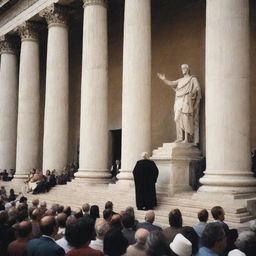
[181,64,190,75]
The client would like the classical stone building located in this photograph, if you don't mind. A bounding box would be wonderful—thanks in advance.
[1,0,256,204]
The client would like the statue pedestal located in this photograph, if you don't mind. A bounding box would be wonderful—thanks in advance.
[151,142,202,196]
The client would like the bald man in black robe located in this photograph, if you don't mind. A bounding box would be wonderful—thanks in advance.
[133,152,159,210]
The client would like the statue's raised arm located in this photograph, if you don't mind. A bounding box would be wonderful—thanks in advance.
[157,73,178,88]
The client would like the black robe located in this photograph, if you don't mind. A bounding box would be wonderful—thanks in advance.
[133,159,159,209]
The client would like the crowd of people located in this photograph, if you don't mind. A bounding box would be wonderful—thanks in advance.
[23,163,78,194]
[0,169,15,181]
[0,188,256,256]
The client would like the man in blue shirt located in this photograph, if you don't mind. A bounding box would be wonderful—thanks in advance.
[196,223,227,256]
[193,209,208,238]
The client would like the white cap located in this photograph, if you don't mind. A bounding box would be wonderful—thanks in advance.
[170,233,192,256]
[228,249,246,256]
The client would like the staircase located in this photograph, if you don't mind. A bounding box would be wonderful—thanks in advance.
[1,179,255,232]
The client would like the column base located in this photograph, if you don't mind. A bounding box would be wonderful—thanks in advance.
[75,168,111,184]
[116,169,133,181]
[13,174,28,180]
[151,142,202,196]
[199,170,256,194]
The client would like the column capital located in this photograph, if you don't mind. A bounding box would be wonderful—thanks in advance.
[0,36,17,54]
[16,21,41,42]
[83,0,107,8]
[40,4,69,27]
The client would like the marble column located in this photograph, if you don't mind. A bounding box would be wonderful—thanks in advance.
[199,0,256,193]
[40,4,69,174]
[75,0,110,182]
[0,37,18,171]
[14,22,40,179]
[117,0,151,181]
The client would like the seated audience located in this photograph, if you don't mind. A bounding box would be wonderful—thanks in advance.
[0,210,15,256]
[104,228,128,256]
[196,223,227,256]
[89,218,110,252]
[122,212,136,245]
[65,216,103,256]
[193,209,208,238]
[7,220,32,256]
[109,214,123,231]
[145,230,172,256]
[228,231,256,256]
[8,189,17,202]
[137,210,162,232]
[170,233,192,256]
[162,209,183,245]
[26,216,65,256]
[125,228,149,256]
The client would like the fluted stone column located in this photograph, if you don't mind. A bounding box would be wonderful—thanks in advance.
[75,0,110,182]
[0,37,18,171]
[117,0,151,181]
[199,0,256,194]
[40,4,69,173]
[14,22,40,179]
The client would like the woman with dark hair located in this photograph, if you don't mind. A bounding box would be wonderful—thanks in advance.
[8,189,17,202]
[90,205,100,221]
[104,229,128,256]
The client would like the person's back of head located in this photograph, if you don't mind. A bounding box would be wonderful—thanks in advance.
[211,206,224,221]
[145,210,155,224]
[105,201,113,210]
[82,203,90,213]
[17,209,28,222]
[109,214,123,230]
[103,209,113,222]
[63,206,71,217]
[169,209,182,228]
[40,216,58,237]
[19,196,28,204]
[201,223,227,254]
[146,230,171,256]
[57,213,67,228]
[234,231,256,256]
[135,228,149,245]
[104,228,128,256]
[125,206,135,218]
[32,199,39,208]
[74,208,83,219]
[181,226,199,254]
[57,205,64,214]
[90,205,100,220]
[31,208,40,221]
[198,209,208,223]
[122,212,135,229]
[95,218,110,239]
[65,216,95,248]
[16,220,32,239]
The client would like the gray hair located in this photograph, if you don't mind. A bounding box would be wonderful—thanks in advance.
[235,231,256,252]
[141,152,149,159]
[95,219,110,238]
[250,220,256,232]
[135,228,149,244]
[145,210,155,223]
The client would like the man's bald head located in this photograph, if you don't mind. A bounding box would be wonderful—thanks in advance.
[135,228,149,244]
[17,220,32,238]
[145,210,155,224]
[40,216,58,236]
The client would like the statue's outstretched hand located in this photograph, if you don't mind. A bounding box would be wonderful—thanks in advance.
[157,73,165,80]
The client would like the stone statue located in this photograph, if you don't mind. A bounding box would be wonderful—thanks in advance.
[157,64,201,144]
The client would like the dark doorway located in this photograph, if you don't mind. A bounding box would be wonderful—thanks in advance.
[111,129,122,164]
